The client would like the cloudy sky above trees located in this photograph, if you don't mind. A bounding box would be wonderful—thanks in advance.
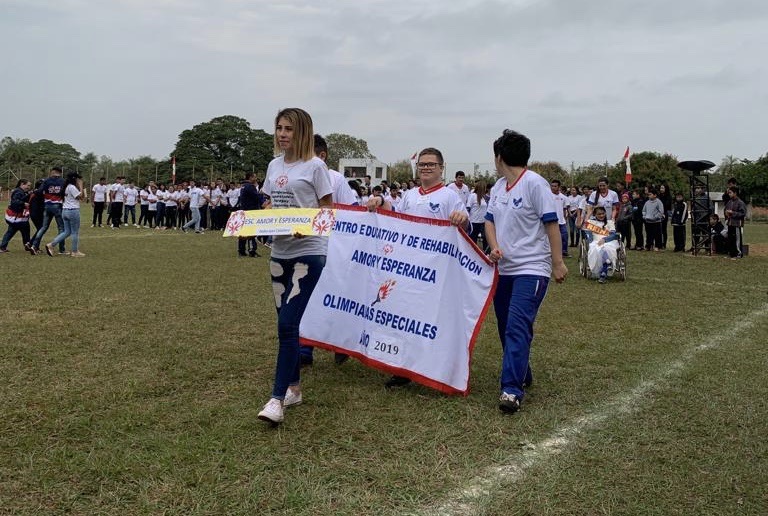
[2,0,766,167]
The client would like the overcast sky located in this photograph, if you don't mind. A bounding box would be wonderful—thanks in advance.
[2,0,766,168]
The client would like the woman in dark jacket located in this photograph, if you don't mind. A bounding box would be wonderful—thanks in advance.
[28,179,45,231]
[1,179,32,252]
[658,183,673,249]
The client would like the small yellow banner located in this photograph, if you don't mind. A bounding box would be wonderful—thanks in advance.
[223,208,337,237]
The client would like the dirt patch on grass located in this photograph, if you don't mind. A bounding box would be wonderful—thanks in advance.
[747,243,768,257]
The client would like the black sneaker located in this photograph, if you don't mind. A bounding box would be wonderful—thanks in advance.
[499,393,521,414]
[299,354,313,367]
[385,375,411,388]
[334,353,349,365]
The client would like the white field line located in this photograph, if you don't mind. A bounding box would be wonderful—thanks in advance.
[422,302,768,516]
[633,275,768,292]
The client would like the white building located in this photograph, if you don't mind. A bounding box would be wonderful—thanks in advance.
[339,158,388,186]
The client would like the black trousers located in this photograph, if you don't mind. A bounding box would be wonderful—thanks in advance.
[93,202,105,225]
[110,202,124,228]
[631,218,644,249]
[672,224,686,251]
[644,221,662,249]
[727,226,743,258]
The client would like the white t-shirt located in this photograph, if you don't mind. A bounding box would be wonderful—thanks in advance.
[485,169,558,277]
[199,188,210,208]
[566,194,582,214]
[262,155,333,259]
[156,190,168,203]
[227,187,241,208]
[553,192,568,225]
[398,184,465,220]
[446,182,471,206]
[165,191,178,207]
[466,192,488,224]
[124,187,138,206]
[63,184,81,209]
[139,189,149,205]
[329,169,358,205]
[92,184,108,203]
[587,189,620,220]
[147,191,158,211]
[189,187,202,207]
[210,187,223,207]
[110,183,125,202]
[386,194,402,211]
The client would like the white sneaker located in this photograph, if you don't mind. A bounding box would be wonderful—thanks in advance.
[257,398,284,424]
[284,389,302,408]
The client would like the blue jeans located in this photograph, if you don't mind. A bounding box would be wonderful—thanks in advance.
[1,221,31,250]
[493,275,550,399]
[269,255,326,399]
[559,223,568,255]
[123,204,136,224]
[184,207,201,231]
[31,203,64,251]
[568,214,579,246]
[51,209,81,252]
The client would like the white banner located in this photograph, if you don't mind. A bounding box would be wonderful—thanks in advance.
[299,206,497,395]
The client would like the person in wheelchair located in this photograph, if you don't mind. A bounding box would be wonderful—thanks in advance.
[583,206,620,283]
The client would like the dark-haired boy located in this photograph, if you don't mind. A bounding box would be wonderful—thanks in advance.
[485,130,567,414]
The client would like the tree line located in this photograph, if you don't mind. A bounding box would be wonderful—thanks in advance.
[1,115,766,204]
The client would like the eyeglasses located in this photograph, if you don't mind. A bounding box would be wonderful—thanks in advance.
[416,162,442,170]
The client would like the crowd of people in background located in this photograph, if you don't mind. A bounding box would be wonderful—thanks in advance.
[3,163,749,263]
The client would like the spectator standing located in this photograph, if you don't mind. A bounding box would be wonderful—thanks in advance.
[123,180,139,226]
[670,192,689,252]
[91,177,108,227]
[630,189,646,250]
[467,180,489,250]
[550,179,569,258]
[615,193,633,246]
[237,172,261,257]
[165,185,178,229]
[446,170,471,206]
[658,184,672,250]
[724,187,747,260]
[109,176,125,229]
[566,186,582,247]
[642,188,665,251]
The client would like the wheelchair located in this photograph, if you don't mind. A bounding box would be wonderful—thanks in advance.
[578,230,627,281]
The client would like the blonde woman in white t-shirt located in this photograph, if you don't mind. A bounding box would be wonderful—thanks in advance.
[257,108,334,426]
[46,172,85,257]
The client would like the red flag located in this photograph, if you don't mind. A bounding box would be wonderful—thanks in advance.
[622,147,631,184]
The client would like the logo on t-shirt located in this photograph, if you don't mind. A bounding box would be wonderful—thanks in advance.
[276,175,289,188]
[512,197,523,209]
[428,202,441,214]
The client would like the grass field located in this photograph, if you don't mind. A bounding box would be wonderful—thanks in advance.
[1,213,767,515]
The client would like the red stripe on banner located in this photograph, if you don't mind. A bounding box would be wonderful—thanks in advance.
[299,337,469,396]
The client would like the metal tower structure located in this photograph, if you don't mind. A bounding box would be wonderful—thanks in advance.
[677,160,715,256]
